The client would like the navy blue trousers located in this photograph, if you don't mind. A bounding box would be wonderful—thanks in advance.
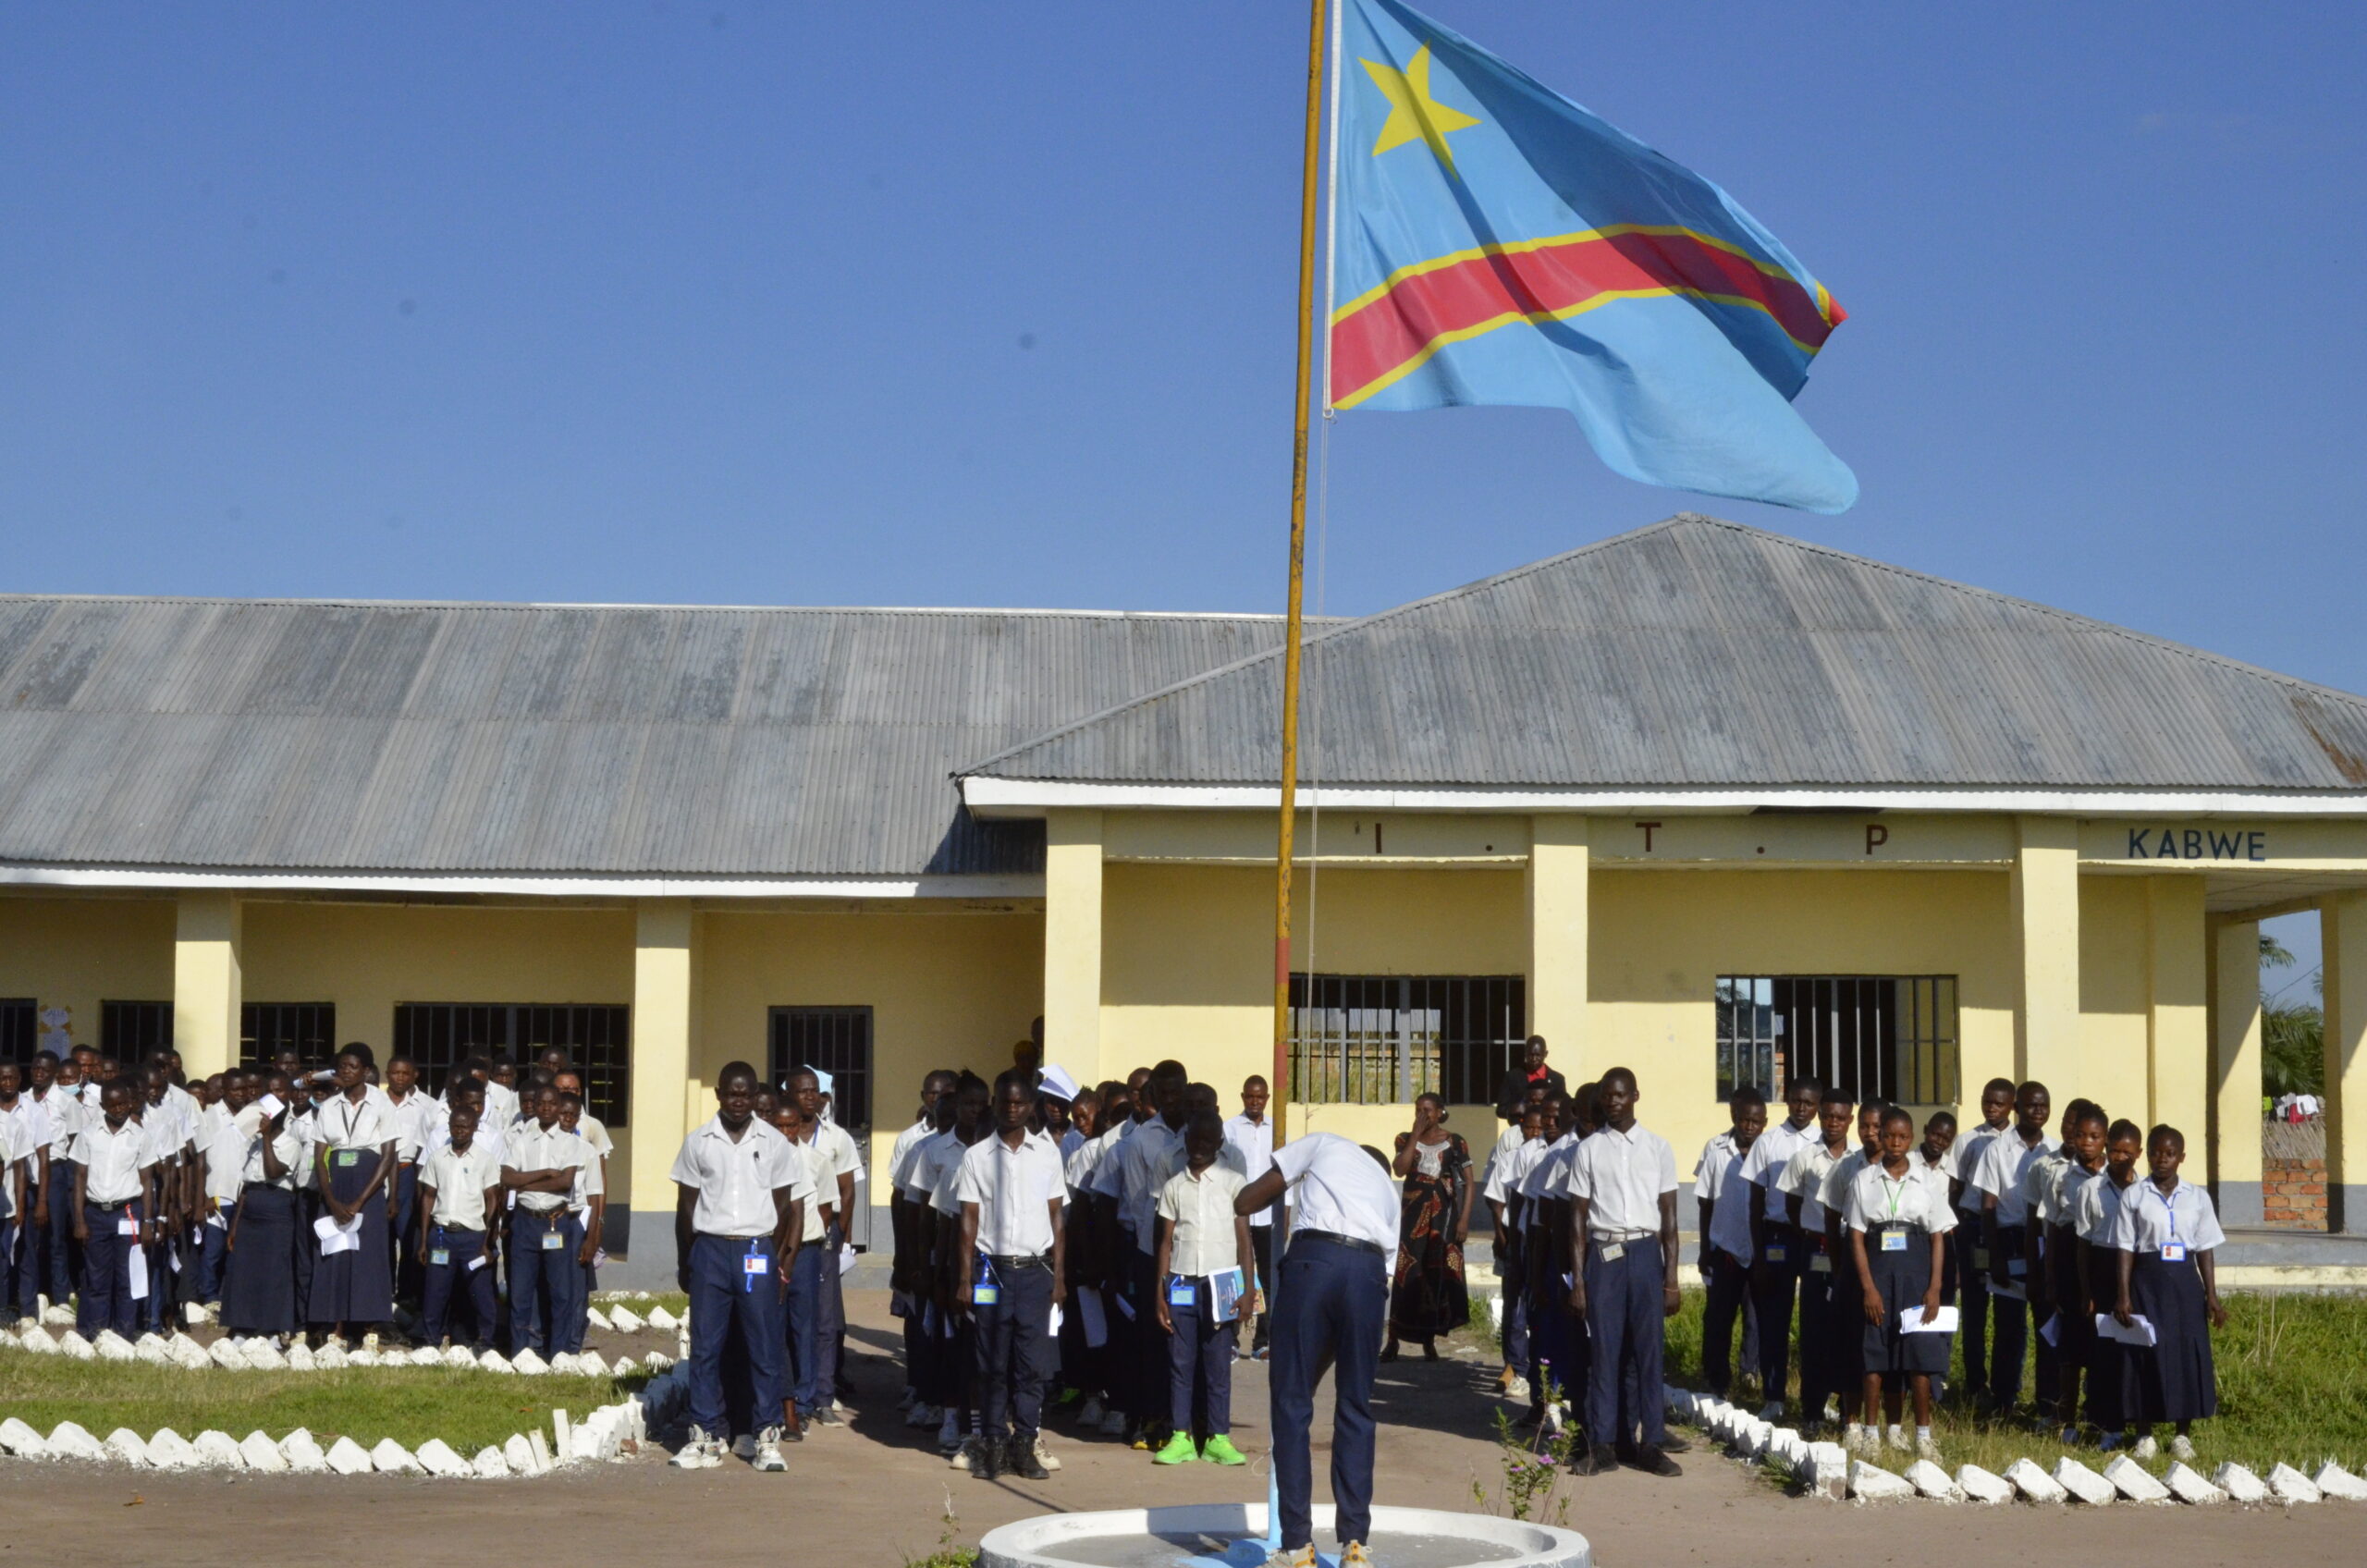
[1987,1225,2030,1405]
[77,1202,141,1339]
[1583,1239,1667,1447]
[1750,1237,1804,1399]
[193,1217,228,1305]
[420,1225,498,1349]
[1955,1215,1992,1393]
[784,1239,826,1413]
[975,1256,1055,1441]
[390,1164,423,1304]
[38,1163,77,1305]
[507,1209,584,1354]
[1271,1234,1386,1551]
[1699,1248,1759,1396]
[1166,1275,1237,1436]
[1122,1243,1160,1425]
[0,1218,18,1325]
[686,1232,786,1439]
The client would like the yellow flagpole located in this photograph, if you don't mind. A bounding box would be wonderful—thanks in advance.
[1274,0,1331,1151]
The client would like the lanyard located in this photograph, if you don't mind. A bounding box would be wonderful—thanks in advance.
[1882,1172,1908,1219]
[2147,1182,2182,1245]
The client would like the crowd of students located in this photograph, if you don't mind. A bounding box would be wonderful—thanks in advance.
[1484,1069,2229,1469]
[0,1038,656,1362]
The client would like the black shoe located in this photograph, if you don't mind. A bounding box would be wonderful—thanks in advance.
[1008,1436,1050,1480]
[1568,1442,1616,1476]
[975,1439,1002,1480]
[1629,1446,1683,1477]
[1657,1433,1692,1453]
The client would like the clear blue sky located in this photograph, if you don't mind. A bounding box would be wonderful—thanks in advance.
[4,2,2362,705]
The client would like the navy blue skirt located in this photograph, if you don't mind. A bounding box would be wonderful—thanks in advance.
[308,1153,395,1326]
[220,1184,300,1336]
[2128,1250,2216,1423]
[1858,1225,1949,1377]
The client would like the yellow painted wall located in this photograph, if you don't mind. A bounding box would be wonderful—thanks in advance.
[0,893,176,1056]
[2078,876,2152,1110]
[699,905,1044,1180]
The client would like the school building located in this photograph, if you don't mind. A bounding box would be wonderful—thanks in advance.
[4,514,2365,1284]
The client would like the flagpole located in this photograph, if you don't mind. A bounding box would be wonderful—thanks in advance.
[1273,0,1331,1152]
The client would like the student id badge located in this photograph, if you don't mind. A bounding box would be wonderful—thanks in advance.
[2161,1241,2188,1262]
[1882,1231,1909,1253]
[1970,1246,1991,1269]
[1809,1254,1833,1274]
[1763,1243,1787,1264]
[429,1247,451,1267]
[1599,1242,1625,1263]
[336,1149,361,1168]
[2006,1256,2027,1278]
[541,1230,566,1251]
[742,1251,770,1292]
[1167,1276,1196,1309]
[974,1256,1000,1305]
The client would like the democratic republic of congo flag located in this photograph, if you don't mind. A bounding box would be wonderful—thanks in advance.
[1331,0,1857,514]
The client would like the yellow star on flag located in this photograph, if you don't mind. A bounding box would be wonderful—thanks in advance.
[1359,43,1482,172]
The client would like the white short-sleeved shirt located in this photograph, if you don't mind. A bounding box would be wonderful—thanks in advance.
[929,1132,984,1219]
[2046,1160,2099,1229]
[1842,1162,1958,1234]
[956,1131,1066,1256]
[573,1110,615,1160]
[1911,1147,1953,1211]
[1158,1162,1247,1278]
[201,1119,249,1205]
[1485,1133,1545,1207]
[1947,1120,2014,1213]
[795,1120,862,1207]
[508,1122,598,1215]
[1063,1126,1110,1194]
[17,1088,60,1156]
[315,1093,396,1154]
[1824,1148,1877,1228]
[1110,1120,1190,1251]
[1699,1144,1759,1265]
[482,1079,520,1129]
[2022,1148,2069,1224]
[71,1117,158,1205]
[1970,1129,2058,1228]
[1059,1125,1086,1162]
[1739,1117,1818,1219]
[1692,1128,1739,1199]
[2074,1171,2134,1245]
[2104,1177,2226,1256]
[1223,1113,1278,1227]
[1778,1140,1846,1231]
[384,1090,444,1162]
[670,1116,807,1239]
[1273,1132,1399,1253]
[1565,1121,1677,1237]
[423,1142,505,1231]
[0,1115,29,1218]
[899,1126,956,1201]
[889,1115,936,1194]
[1520,1132,1579,1213]
[237,1117,303,1189]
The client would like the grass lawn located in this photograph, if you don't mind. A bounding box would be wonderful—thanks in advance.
[599,1291,689,1319]
[0,1360,643,1453]
[1657,1288,2367,1480]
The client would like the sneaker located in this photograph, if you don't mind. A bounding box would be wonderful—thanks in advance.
[809,1407,844,1427]
[2132,1435,2158,1460]
[896,1387,917,1412]
[2098,1431,2125,1452]
[1152,1431,1199,1464]
[1264,1550,1316,1568]
[1130,1423,1155,1452]
[1843,1425,1873,1455]
[1203,1434,1248,1466]
[1008,1435,1049,1481]
[1626,1445,1682,1478]
[1251,1345,1269,1361]
[1034,1433,1063,1473]
[731,1433,757,1461]
[1758,1401,1785,1423]
[1342,1546,1374,1568]
[1541,1403,1566,1438]
[938,1413,963,1454]
[1099,1409,1130,1439]
[669,1427,723,1469]
[1505,1376,1531,1403]
[1917,1435,1942,1461]
[751,1427,788,1472]
[1078,1397,1106,1427]
[2170,1435,2196,1461]
[950,1437,981,1474]
[831,1400,854,1419]
[1568,1442,1616,1476]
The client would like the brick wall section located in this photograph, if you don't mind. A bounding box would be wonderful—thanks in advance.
[2262,1155,2328,1229]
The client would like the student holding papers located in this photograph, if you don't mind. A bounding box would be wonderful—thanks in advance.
[1151,1106,1255,1467]
[2108,1124,2226,1462]
[1844,1106,1955,1461]
[2075,1118,2143,1449]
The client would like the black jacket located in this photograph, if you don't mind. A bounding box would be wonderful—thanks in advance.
[1493,1065,1567,1123]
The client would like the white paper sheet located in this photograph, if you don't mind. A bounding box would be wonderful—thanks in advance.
[313,1214,362,1256]
[2037,1311,2060,1347]
[839,1243,858,1278]
[252,1092,286,1121]
[466,1252,489,1273]
[1900,1305,1959,1334]
[127,1243,150,1301]
[2095,1312,2157,1347]
[1112,1290,1137,1322]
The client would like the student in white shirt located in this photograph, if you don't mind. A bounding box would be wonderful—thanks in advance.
[1843,1105,1956,1459]
[1970,1079,2055,1413]
[1738,1075,1822,1420]
[308,1045,400,1340]
[785,1067,862,1425]
[382,1054,440,1305]
[416,1105,504,1352]
[953,1069,1067,1481]
[1062,1081,1131,1434]
[1946,1076,2019,1402]
[1776,1087,1855,1427]
[1098,1060,1191,1447]
[69,1080,160,1340]
[1235,1131,1399,1568]
[1695,1087,1766,1401]
[556,1092,606,1350]
[220,1073,304,1340]
[191,1071,254,1313]
[2040,1102,2108,1439]
[1151,1107,1253,1469]
[1484,1098,1550,1406]
[925,1073,993,1459]
[24,1052,77,1312]
[890,1072,959,1427]
[1221,1075,1278,1358]
[1520,1092,1586,1430]
[503,1083,599,1357]
[1564,1067,1682,1477]
[668,1062,808,1472]
[0,1064,32,1329]
[2107,1124,2226,1460]
[135,1062,193,1336]
[2077,1119,2144,1449]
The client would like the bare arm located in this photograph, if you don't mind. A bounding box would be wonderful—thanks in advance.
[674,1184,697,1293]
[1153,1215,1176,1333]
[957,1200,981,1314]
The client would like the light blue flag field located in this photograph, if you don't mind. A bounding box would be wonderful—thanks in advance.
[1330,0,1857,513]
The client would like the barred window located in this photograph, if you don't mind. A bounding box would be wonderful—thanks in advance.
[393,1003,632,1126]
[1287,974,1525,1106]
[767,1007,874,1133]
[241,1002,338,1067]
[0,999,34,1065]
[101,1000,173,1059]
[1715,975,1958,1106]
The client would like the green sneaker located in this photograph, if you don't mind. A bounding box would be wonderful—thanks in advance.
[1152,1431,1199,1464]
[1202,1434,1248,1466]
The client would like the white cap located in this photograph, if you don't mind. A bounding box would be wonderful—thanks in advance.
[1036,1064,1081,1104]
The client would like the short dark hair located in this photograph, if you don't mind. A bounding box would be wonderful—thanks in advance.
[2107,1118,2143,1145]
[1727,1086,1767,1112]
[1880,1105,1915,1133]
[716,1060,758,1089]
[1925,1110,1957,1133]
[337,1042,375,1071]
[1819,1086,1853,1109]
[991,1067,1035,1101]
[2147,1123,2185,1154]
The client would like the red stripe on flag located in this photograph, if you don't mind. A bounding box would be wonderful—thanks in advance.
[1331,229,1838,406]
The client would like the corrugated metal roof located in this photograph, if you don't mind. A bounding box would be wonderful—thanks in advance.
[0,598,1294,877]
[969,515,2367,792]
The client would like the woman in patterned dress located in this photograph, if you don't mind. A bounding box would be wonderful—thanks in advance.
[1385,1093,1475,1360]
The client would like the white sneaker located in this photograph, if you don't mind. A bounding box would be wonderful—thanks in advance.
[1821,1397,1842,1425]
[1542,1403,1565,1438]
[1035,1433,1062,1473]
[1758,1401,1784,1423]
[2132,1435,2158,1460]
[949,1437,981,1473]
[1098,1409,1129,1438]
[1843,1424,1871,1454]
[1917,1435,1942,1461]
[1078,1396,1105,1427]
[831,1400,853,1419]
[1886,1426,1911,1453]
[1506,1377,1531,1403]
[2170,1435,2196,1461]
[182,1301,207,1327]
[751,1427,788,1472]
[669,1427,723,1469]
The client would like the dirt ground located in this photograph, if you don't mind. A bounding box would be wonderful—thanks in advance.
[6,1291,2357,1567]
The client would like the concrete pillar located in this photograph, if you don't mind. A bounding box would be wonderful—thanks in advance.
[2010,816,2081,1087]
[1526,815,1590,1079]
[2207,917,2263,1226]
[626,901,699,1280]
[2322,892,2367,1233]
[2145,876,2209,1147]
[172,891,242,1077]
[1043,809,1105,1080]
